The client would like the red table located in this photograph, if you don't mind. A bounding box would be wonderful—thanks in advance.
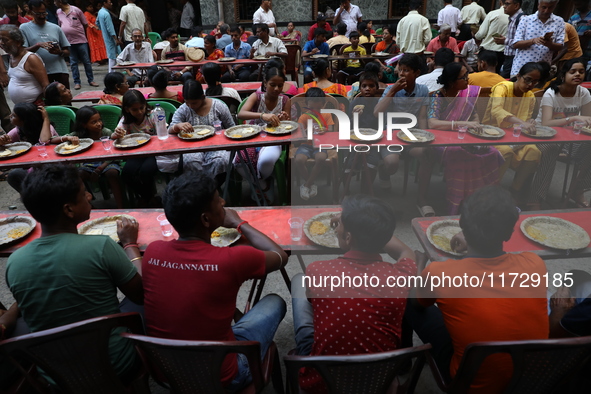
[312,126,591,148]
[412,209,591,262]
[581,82,591,89]
[0,131,304,170]
[0,206,343,257]
[72,82,264,103]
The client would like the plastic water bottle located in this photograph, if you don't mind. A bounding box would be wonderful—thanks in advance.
[152,104,168,140]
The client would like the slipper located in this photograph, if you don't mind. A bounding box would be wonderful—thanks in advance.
[417,205,435,217]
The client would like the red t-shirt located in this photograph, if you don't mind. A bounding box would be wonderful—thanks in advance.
[300,251,417,393]
[142,240,266,385]
[307,22,333,41]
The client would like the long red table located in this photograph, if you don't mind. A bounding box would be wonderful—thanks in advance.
[412,209,591,262]
[72,82,264,103]
[0,130,304,170]
[0,206,343,257]
[312,126,591,148]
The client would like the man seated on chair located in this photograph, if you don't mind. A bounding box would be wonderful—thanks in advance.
[5,164,144,381]
[116,28,155,87]
[302,27,331,84]
[406,185,548,392]
[159,27,193,84]
[141,171,288,392]
[249,24,287,81]
[468,50,506,88]
[221,25,253,83]
[291,194,417,393]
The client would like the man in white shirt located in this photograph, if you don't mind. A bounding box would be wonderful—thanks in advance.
[249,24,286,80]
[185,26,204,48]
[475,0,508,73]
[438,0,462,37]
[253,0,276,36]
[397,0,432,54]
[117,28,154,87]
[416,47,454,92]
[180,0,195,38]
[459,0,486,40]
[118,0,147,47]
[333,0,362,37]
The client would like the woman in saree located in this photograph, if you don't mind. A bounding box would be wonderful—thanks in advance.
[483,62,543,204]
[415,62,503,216]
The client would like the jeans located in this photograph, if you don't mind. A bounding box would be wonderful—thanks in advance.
[226,294,286,391]
[291,273,315,356]
[69,43,95,85]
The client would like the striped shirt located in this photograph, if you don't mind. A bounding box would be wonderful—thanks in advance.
[504,9,524,56]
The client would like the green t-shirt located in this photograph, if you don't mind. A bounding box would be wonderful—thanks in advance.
[6,233,138,378]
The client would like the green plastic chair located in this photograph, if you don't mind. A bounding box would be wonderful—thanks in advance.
[273,147,288,205]
[93,105,122,132]
[46,106,76,136]
[375,28,383,35]
[147,32,162,49]
[146,98,182,108]
[147,101,177,123]
[236,97,249,125]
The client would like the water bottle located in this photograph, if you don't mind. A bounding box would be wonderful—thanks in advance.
[152,104,168,140]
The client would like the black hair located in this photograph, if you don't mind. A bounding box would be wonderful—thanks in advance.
[341,194,396,253]
[358,22,370,39]
[21,164,82,226]
[363,61,382,74]
[398,53,423,72]
[220,23,229,34]
[191,26,203,37]
[73,106,99,138]
[204,35,216,47]
[162,171,218,235]
[459,185,519,254]
[510,61,544,82]
[148,68,170,90]
[313,27,327,38]
[437,62,464,88]
[349,31,360,39]
[229,25,240,34]
[3,0,18,10]
[44,82,63,106]
[312,58,330,78]
[550,57,586,93]
[305,87,326,98]
[202,62,223,96]
[409,0,422,10]
[121,90,149,125]
[264,57,285,73]
[28,0,45,8]
[258,24,270,34]
[183,79,205,100]
[103,72,125,94]
[477,49,498,67]
[13,102,43,142]
[535,61,551,87]
[434,47,455,67]
[336,22,347,36]
[359,72,380,88]
[513,0,522,5]
[261,66,286,92]
[161,28,178,40]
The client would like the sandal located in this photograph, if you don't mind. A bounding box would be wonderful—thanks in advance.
[417,205,435,217]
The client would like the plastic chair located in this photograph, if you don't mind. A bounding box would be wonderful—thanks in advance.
[273,147,288,205]
[146,98,182,108]
[375,28,383,35]
[427,336,591,394]
[210,95,242,124]
[93,104,122,131]
[121,333,284,394]
[46,106,76,136]
[285,44,302,81]
[284,344,431,394]
[147,32,161,49]
[236,97,249,125]
[0,313,148,394]
[147,101,177,123]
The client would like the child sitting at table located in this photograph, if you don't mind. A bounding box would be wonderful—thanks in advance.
[337,31,366,85]
[295,88,336,201]
[113,90,161,207]
[69,106,124,208]
[98,72,129,105]
[0,103,69,192]
[168,80,234,184]
[145,68,184,103]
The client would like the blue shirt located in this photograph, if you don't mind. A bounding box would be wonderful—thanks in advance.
[569,9,591,54]
[302,40,330,67]
[381,83,430,115]
[216,34,232,50]
[97,7,120,60]
[224,41,251,59]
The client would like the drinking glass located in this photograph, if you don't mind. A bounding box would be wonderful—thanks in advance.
[457,125,467,140]
[35,142,47,158]
[513,123,522,137]
[157,214,173,237]
[213,120,223,135]
[288,217,304,242]
[100,136,112,151]
[573,121,585,135]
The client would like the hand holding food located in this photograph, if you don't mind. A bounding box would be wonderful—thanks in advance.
[174,122,193,134]
[112,127,126,139]
[117,216,139,246]
[262,113,281,127]
[0,134,11,146]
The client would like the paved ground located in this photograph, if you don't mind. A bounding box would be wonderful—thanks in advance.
[0,63,589,393]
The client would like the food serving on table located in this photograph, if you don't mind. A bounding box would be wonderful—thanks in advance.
[54,138,94,155]
[178,125,215,140]
[581,126,591,135]
[117,61,135,66]
[522,126,556,138]
[264,121,298,135]
[218,57,236,62]
[0,216,37,247]
[78,214,136,243]
[467,125,505,139]
[397,129,435,143]
[211,227,241,247]
[224,125,261,139]
[0,142,31,160]
[311,54,328,59]
[426,220,466,256]
[155,59,174,64]
[304,212,340,248]
[114,133,151,149]
[371,52,390,57]
[520,216,590,250]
